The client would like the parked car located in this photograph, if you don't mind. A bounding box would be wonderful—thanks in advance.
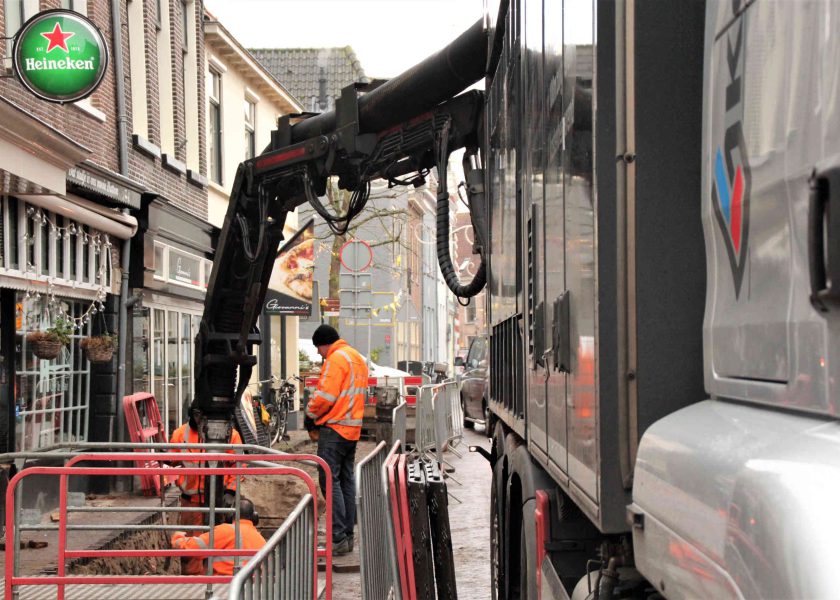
[458,335,489,428]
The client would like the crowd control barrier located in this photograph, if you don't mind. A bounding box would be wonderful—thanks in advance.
[4,450,333,600]
[227,493,315,599]
[356,441,397,600]
[392,401,407,452]
[415,381,463,466]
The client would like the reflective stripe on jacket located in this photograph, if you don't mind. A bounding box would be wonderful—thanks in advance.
[169,423,242,496]
[306,339,368,441]
[172,519,266,576]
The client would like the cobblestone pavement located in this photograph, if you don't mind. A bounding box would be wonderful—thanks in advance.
[332,424,492,600]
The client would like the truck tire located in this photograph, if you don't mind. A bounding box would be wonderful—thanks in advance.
[491,459,505,600]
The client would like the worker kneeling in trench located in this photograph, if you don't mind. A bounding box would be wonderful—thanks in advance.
[171,497,266,575]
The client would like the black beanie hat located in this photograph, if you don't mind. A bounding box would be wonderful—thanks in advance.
[312,324,340,347]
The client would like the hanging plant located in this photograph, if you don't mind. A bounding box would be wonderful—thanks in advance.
[27,316,73,360]
[80,333,117,364]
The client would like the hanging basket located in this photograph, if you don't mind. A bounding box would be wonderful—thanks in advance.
[84,345,115,363]
[30,339,64,360]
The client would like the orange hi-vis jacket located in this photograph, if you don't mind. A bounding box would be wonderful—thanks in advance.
[171,519,266,576]
[169,423,242,497]
[305,339,368,441]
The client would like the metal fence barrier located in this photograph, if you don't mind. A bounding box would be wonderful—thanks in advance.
[392,401,407,452]
[415,381,463,465]
[414,386,436,459]
[227,493,315,600]
[356,441,396,600]
[4,449,333,600]
[380,441,405,600]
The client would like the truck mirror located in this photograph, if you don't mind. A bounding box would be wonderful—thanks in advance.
[454,356,465,367]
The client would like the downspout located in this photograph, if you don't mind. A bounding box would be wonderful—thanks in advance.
[111,0,130,446]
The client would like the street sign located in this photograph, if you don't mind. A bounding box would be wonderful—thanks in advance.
[13,10,108,104]
[339,239,373,272]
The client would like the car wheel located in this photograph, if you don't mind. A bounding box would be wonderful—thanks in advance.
[462,395,474,429]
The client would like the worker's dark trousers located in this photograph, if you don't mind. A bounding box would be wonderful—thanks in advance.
[317,426,357,544]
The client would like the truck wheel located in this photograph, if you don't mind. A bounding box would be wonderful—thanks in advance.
[490,460,505,600]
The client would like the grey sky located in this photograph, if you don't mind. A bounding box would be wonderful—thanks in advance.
[203,0,483,79]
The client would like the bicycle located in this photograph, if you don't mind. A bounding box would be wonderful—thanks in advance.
[264,375,301,446]
[234,375,301,448]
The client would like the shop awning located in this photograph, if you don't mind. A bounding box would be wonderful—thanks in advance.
[16,193,138,240]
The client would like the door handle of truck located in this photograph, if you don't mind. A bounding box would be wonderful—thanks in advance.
[808,167,840,312]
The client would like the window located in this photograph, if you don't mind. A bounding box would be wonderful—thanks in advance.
[15,295,92,451]
[208,69,223,184]
[60,0,87,14]
[181,0,190,52]
[0,197,112,290]
[150,241,211,291]
[144,305,200,438]
[156,0,163,29]
[244,98,256,160]
[4,0,37,40]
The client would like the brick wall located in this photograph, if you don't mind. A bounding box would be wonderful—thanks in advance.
[0,0,209,220]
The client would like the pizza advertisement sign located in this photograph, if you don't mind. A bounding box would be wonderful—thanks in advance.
[266,218,315,315]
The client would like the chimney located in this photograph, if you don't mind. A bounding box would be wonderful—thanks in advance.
[318,67,327,111]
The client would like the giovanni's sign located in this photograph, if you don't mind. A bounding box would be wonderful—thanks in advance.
[13,10,108,104]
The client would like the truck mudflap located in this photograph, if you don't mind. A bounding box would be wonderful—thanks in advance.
[632,399,840,599]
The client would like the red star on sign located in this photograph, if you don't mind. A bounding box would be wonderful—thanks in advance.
[40,22,75,53]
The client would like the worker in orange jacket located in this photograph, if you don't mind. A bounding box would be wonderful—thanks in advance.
[171,497,265,576]
[170,402,243,573]
[305,324,368,556]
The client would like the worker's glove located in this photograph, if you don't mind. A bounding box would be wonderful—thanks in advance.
[222,489,236,508]
[303,415,317,431]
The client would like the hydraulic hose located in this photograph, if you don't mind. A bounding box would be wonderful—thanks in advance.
[436,189,487,299]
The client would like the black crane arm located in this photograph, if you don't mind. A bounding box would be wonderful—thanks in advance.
[192,19,489,443]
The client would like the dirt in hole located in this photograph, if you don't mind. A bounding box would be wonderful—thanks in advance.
[240,440,378,528]
[68,527,181,576]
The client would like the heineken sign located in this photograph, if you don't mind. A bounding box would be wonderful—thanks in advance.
[13,10,108,104]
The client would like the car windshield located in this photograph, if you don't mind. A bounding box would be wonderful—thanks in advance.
[466,337,486,366]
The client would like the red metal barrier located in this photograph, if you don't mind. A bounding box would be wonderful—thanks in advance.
[5,452,333,600]
[122,393,167,495]
[387,453,417,600]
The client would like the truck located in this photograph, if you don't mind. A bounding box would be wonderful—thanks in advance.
[192,0,840,598]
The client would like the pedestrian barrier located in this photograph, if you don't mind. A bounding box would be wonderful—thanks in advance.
[414,386,436,460]
[227,493,315,599]
[4,450,333,600]
[380,441,406,600]
[415,381,463,466]
[122,392,168,495]
[392,401,407,452]
[355,441,397,600]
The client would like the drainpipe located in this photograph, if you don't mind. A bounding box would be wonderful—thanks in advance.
[111,0,130,447]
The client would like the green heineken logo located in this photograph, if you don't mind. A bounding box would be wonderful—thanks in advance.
[12,10,108,104]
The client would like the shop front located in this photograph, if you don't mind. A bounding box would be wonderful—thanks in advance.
[129,198,215,439]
